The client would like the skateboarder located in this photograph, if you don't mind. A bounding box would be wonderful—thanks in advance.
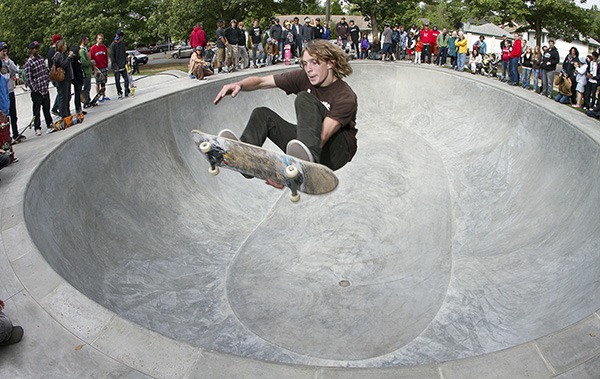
[213,39,358,173]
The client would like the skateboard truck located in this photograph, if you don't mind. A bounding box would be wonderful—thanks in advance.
[285,165,301,202]
[199,141,221,176]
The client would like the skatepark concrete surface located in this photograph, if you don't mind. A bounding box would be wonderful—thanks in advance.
[1,62,600,378]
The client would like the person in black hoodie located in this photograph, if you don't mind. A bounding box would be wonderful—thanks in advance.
[109,30,129,98]
[540,39,560,98]
[70,44,85,114]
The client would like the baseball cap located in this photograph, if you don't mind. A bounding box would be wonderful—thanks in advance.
[0,42,7,50]
[52,34,62,44]
[28,41,40,49]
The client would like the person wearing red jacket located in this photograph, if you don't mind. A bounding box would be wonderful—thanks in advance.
[508,32,522,85]
[189,23,207,49]
[419,23,433,63]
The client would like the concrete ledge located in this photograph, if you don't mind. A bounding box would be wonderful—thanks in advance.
[1,63,599,377]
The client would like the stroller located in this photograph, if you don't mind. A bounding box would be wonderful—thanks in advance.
[482,53,499,78]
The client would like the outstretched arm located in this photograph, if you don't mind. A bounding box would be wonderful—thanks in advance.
[213,75,276,104]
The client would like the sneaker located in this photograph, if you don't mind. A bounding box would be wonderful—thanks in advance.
[0,325,23,346]
[217,129,239,141]
[118,93,123,99]
[97,98,104,103]
[286,139,314,162]
[103,96,111,101]
[46,128,54,134]
[35,130,42,136]
[51,109,60,116]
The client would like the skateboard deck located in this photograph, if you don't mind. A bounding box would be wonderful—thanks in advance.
[0,112,15,162]
[53,112,85,131]
[191,130,338,202]
[284,45,292,65]
[13,117,34,143]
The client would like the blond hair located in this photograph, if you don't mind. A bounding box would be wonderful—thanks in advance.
[301,39,353,79]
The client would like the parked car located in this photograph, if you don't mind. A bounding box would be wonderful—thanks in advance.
[126,50,149,65]
[136,45,156,55]
[171,46,193,59]
[153,42,173,52]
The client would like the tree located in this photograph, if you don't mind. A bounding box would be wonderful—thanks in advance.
[467,0,591,47]
[342,0,423,40]
[0,0,55,64]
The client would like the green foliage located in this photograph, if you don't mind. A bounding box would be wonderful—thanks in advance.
[467,0,591,46]
[0,0,55,64]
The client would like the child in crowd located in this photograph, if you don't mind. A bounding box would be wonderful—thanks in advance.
[414,36,422,64]
[407,32,416,62]
[573,60,588,108]
[501,40,511,81]
[360,33,370,60]
[265,38,277,66]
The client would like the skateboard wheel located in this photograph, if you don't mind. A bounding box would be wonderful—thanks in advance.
[199,141,212,153]
[285,165,299,179]
[290,192,301,202]
[209,166,220,176]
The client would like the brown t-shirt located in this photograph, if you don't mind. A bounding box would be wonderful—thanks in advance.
[274,69,358,160]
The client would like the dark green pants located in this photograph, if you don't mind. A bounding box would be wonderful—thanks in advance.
[240,91,350,170]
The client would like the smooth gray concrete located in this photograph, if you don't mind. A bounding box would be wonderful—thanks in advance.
[1,62,600,377]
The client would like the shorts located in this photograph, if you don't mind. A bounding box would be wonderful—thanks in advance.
[215,48,225,68]
[576,82,585,93]
[381,43,393,54]
[95,68,108,85]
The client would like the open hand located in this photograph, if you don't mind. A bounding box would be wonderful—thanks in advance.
[213,82,242,105]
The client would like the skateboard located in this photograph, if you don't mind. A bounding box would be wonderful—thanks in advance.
[0,112,15,162]
[284,44,292,65]
[89,90,103,106]
[191,130,338,202]
[53,112,85,131]
[12,117,34,143]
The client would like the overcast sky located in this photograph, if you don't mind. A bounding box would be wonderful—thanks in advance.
[577,0,599,8]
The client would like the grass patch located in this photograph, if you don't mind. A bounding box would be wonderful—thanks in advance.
[137,62,188,75]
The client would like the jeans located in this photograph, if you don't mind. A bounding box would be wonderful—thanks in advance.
[72,81,82,113]
[251,43,264,65]
[584,82,598,109]
[509,57,519,84]
[278,40,284,60]
[8,92,18,138]
[238,46,249,68]
[521,67,532,89]
[51,81,61,113]
[532,68,540,92]
[113,69,130,96]
[57,79,71,118]
[436,47,448,65]
[501,61,509,80]
[82,76,91,105]
[240,91,350,170]
[541,70,555,97]
[457,53,466,71]
[0,312,12,343]
[422,44,431,63]
[555,93,570,104]
[31,92,53,130]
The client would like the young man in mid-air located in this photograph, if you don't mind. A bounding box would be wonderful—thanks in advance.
[213,39,358,186]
